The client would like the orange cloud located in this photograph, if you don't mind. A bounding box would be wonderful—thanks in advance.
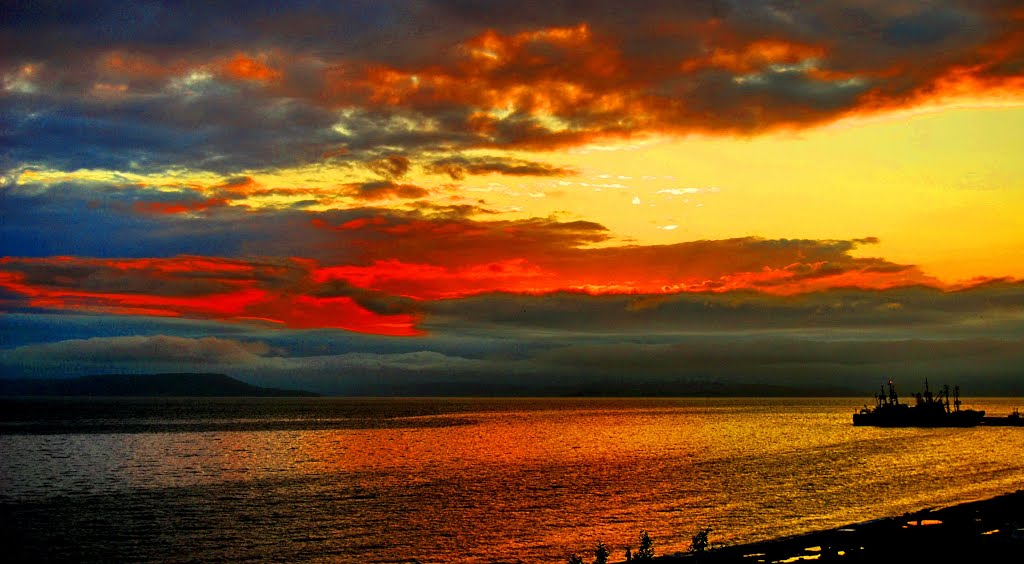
[322,215,946,299]
[684,38,826,74]
[309,217,943,299]
[320,24,632,123]
[212,176,261,196]
[219,53,282,82]
[102,51,189,80]
[306,16,1024,147]
[102,50,284,89]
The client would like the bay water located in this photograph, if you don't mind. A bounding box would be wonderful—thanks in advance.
[2,397,1023,562]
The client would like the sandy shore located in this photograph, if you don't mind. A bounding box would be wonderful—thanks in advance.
[641,490,1024,563]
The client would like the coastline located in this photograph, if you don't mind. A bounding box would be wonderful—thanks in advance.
[643,490,1024,562]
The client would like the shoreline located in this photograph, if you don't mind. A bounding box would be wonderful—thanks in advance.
[643,490,1024,562]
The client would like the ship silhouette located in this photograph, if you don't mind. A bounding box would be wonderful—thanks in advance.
[853,379,985,427]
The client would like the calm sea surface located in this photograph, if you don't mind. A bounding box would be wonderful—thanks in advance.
[2,397,1023,562]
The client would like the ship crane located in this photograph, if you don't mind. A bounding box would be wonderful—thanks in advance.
[854,380,986,427]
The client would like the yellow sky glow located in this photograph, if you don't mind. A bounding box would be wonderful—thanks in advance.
[17,105,1024,284]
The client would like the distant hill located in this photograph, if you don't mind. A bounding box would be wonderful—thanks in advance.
[0,373,318,397]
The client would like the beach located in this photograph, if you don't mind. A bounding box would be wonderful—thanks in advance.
[648,490,1024,563]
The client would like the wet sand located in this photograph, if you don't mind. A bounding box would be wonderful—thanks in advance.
[647,490,1024,563]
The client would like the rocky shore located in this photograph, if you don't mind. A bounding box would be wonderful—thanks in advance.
[646,490,1024,563]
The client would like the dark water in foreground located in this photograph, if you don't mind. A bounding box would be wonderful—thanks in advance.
[2,397,1023,562]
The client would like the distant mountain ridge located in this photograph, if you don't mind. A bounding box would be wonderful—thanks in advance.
[0,373,318,397]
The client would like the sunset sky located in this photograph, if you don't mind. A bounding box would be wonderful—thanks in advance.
[2,1,1023,394]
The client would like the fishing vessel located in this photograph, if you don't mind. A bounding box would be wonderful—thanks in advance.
[853,379,985,427]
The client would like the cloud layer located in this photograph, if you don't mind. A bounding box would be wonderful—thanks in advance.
[0,193,944,334]
[3,1,1022,176]
[3,2,1023,392]
[4,281,1023,394]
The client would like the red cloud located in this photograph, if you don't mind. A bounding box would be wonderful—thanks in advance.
[313,258,548,299]
[133,197,232,215]
[0,221,948,336]
[0,256,420,336]
[309,215,944,299]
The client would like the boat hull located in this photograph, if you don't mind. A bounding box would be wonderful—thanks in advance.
[980,415,1024,427]
[852,410,985,427]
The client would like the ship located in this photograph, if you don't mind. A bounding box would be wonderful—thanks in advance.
[853,379,985,427]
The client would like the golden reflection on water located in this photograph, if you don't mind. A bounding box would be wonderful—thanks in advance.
[3,397,1024,562]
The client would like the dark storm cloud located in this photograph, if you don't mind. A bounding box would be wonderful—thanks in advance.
[0,181,602,262]
[882,7,976,47]
[9,259,239,297]
[698,67,871,127]
[0,183,331,258]
[310,279,420,316]
[1,83,348,173]
[0,1,443,62]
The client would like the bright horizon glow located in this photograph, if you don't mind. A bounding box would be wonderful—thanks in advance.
[15,104,1023,284]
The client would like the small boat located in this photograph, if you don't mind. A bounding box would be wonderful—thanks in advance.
[981,407,1024,427]
[853,379,985,427]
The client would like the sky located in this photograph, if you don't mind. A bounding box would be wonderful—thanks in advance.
[2,1,1023,395]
